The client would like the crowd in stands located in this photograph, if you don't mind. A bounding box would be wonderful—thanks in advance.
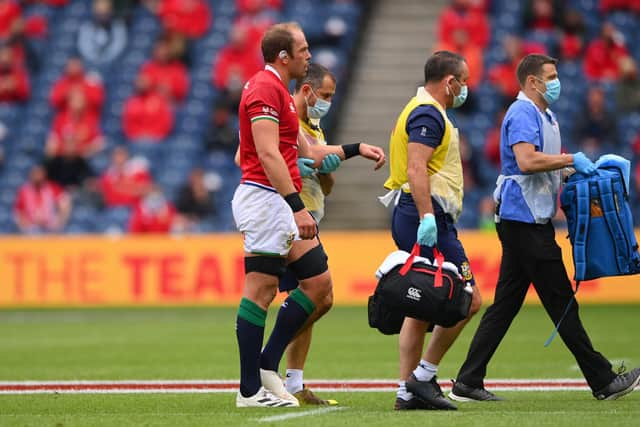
[436,0,640,228]
[7,0,638,234]
[0,0,363,234]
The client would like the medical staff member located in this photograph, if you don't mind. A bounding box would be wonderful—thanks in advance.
[450,54,640,402]
[384,51,482,411]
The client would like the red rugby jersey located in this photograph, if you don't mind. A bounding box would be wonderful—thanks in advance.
[238,67,301,191]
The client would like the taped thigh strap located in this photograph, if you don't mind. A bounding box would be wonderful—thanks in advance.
[288,244,329,281]
[244,256,287,278]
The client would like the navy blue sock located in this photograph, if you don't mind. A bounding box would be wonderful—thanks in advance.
[236,298,267,397]
[260,288,316,372]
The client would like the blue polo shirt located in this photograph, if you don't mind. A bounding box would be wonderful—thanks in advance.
[497,92,557,223]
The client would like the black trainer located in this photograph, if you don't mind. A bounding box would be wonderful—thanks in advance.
[429,376,445,397]
[449,380,504,402]
[406,374,457,410]
[593,367,640,401]
[394,397,434,410]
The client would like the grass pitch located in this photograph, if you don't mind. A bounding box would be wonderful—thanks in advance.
[0,305,638,426]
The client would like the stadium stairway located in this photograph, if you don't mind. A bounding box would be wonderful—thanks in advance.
[323,0,447,230]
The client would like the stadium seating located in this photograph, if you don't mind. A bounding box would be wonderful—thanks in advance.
[2,0,639,233]
[0,0,365,234]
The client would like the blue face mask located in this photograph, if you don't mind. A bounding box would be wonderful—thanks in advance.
[448,79,468,108]
[306,88,332,119]
[536,77,561,104]
[308,98,331,119]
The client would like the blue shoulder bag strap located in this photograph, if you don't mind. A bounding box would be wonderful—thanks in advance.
[545,177,588,347]
[596,177,629,272]
[573,178,591,281]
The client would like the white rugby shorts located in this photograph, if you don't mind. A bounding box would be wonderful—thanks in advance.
[232,183,299,256]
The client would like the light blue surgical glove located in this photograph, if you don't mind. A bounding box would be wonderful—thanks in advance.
[573,152,597,175]
[297,157,316,177]
[416,213,437,247]
[318,153,341,174]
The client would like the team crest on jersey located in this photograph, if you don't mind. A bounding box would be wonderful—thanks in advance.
[261,106,279,117]
[289,101,296,112]
[285,232,295,249]
[460,261,473,281]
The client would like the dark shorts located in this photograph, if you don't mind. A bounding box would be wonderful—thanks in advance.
[391,192,475,286]
[279,267,298,293]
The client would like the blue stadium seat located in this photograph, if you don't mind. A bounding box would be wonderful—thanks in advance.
[67,205,99,233]
[97,206,132,234]
[88,151,111,174]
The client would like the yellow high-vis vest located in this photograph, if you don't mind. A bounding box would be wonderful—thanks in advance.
[298,119,327,221]
[384,87,464,221]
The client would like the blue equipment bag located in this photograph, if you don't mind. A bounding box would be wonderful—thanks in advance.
[560,160,640,282]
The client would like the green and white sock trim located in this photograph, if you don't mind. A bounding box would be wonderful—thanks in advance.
[289,288,316,315]
[237,298,267,327]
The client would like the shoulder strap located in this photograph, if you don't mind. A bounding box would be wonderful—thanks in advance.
[596,177,629,271]
[573,180,590,281]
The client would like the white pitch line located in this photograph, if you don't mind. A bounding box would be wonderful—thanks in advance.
[0,379,593,395]
[257,406,344,423]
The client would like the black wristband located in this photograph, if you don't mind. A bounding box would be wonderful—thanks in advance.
[342,143,361,160]
[284,192,305,212]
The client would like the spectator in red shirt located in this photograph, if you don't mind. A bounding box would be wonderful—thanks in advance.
[14,164,72,233]
[122,75,174,142]
[236,0,282,14]
[558,9,585,60]
[600,0,640,13]
[50,56,104,113]
[523,0,563,32]
[45,90,101,188]
[488,35,546,99]
[212,23,263,90]
[0,0,21,41]
[0,43,29,102]
[234,5,274,52]
[434,28,483,89]
[483,107,507,169]
[100,146,152,207]
[584,22,631,81]
[46,89,103,158]
[488,36,526,99]
[129,185,177,233]
[157,0,211,39]
[438,0,489,49]
[139,38,189,103]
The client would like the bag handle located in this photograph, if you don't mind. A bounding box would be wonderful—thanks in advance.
[399,243,420,276]
[399,243,445,288]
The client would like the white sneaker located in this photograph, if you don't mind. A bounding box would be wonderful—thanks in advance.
[260,369,300,406]
[236,386,298,408]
